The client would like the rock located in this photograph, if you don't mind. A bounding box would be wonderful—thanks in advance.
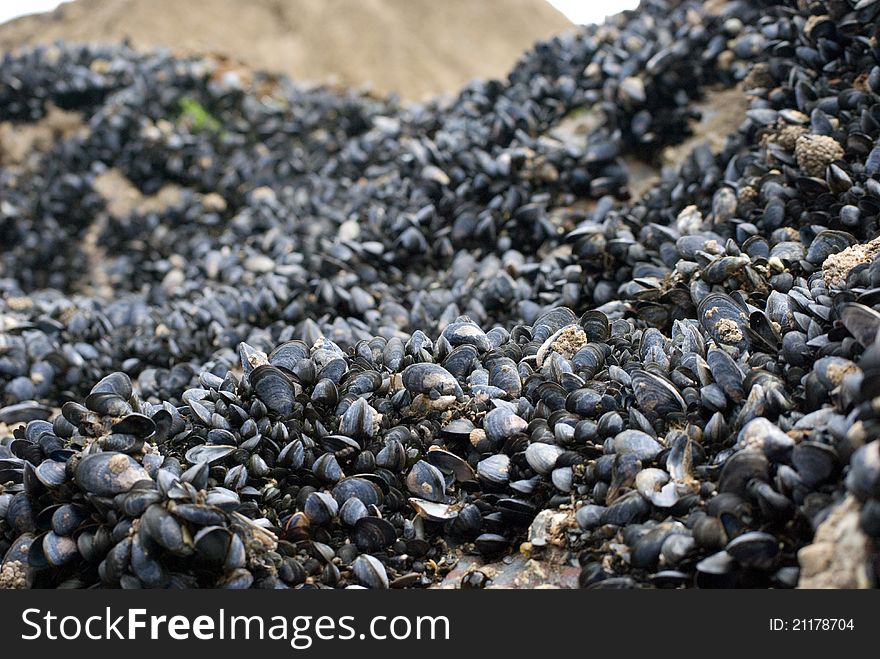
[798,496,873,589]
[527,509,576,548]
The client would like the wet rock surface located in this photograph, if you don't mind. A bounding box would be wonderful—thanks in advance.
[1,0,880,589]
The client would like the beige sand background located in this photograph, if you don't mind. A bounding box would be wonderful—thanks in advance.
[0,0,573,101]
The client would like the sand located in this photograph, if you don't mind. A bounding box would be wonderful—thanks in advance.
[0,0,573,102]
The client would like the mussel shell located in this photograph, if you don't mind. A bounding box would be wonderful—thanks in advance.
[612,430,662,461]
[474,532,509,557]
[483,407,527,444]
[718,450,770,495]
[354,516,396,553]
[313,453,344,484]
[76,453,151,496]
[405,460,447,503]
[303,491,339,526]
[409,498,459,522]
[524,442,564,475]
[140,504,191,555]
[401,363,462,396]
[193,525,233,562]
[90,372,133,399]
[184,444,236,465]
[34,459,67,488]
[332,477,384,508]
[725,531,779,569]
[51,504,86,536]
[352,554,388,589]
[131,534,169,587]
[42,531,79,567]
[631,370,686,418]
[111,413,157,438]
[426,447,475,482]
[846,441,880,501]
[476,454,510,487]
[698,293,750,351]
[339,497,369,526]
[249,365,296,418]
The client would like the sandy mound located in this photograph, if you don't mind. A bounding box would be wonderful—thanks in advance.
[0,0,572,101]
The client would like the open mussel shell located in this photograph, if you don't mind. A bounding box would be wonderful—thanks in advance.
[840,303,880,346]
[634,468,677,507]
[184,444,236,465]
[180,461,210,490]
[409,497,459,523]
[193,525,233,563]
[426,447,475,483]
[535,324,588,368]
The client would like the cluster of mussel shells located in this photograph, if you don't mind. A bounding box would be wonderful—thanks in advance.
[4,0,880,589]
[0,371,283,588]
[0,290,871,589]
[0,0,774,411]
